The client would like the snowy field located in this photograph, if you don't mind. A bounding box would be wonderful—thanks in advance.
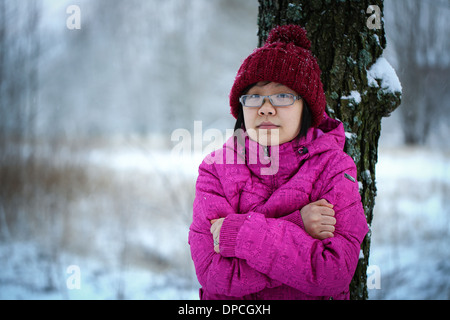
[0,138,449,300]
[369,146,450,299]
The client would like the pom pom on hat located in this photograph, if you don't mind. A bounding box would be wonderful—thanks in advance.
[265,24,311,50]
[229,24,326,128]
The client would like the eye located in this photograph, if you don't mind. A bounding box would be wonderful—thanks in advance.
[276,93,291,98]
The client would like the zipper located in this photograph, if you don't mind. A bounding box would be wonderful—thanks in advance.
[263,145,277,190]
[264,145,270,157]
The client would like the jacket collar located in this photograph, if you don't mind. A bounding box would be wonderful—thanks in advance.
[234,113,345,178]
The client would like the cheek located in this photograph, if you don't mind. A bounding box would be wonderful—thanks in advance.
[290,115,302,134]
[243,110,258,140]
[281,110,302,133]
[243,109,256,129]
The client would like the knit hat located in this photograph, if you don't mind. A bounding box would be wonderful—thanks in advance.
[229,24,326,128]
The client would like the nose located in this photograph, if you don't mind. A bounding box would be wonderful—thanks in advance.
[258,98,276,116]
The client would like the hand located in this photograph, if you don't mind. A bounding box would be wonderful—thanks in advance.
[210,218,224,253]
[300,199,336,240]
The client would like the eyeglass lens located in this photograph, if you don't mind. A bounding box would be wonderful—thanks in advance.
[242,94,296,107]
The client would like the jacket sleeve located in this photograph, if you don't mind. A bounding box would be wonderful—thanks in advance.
[188,160,283,297]
[219,154,369,297]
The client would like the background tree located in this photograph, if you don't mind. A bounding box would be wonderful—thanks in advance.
[0,0,40,153]
[385,0,450,145]
[0,0,41,234]
[257,0,402,299]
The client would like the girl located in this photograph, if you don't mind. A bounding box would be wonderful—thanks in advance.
[189,25,368,300]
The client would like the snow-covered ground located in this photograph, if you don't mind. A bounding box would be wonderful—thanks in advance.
[369,146,450,299]
[0,139,449,300]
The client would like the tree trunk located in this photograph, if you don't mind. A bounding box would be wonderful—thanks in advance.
[257,0,402,299]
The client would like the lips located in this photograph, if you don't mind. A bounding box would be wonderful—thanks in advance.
[257,122,280,129]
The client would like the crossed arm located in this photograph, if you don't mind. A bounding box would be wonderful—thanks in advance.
[211,198,336,254]
[189,159,368,298]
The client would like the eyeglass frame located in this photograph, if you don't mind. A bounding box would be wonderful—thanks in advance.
[239,93,302,108]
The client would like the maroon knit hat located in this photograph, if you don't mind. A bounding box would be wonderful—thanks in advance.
[229,24,326,128]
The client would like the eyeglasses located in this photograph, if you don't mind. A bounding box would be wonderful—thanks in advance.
[239,93,302,108]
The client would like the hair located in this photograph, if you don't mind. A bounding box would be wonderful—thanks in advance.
[233,84,312,140]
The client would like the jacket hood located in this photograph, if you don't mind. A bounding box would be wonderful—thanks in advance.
[304,112,346,157]
[206,112,347,179]
[235,112,345,163]
[215,112,347,179]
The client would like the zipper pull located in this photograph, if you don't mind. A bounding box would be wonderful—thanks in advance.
[264,146,270,157]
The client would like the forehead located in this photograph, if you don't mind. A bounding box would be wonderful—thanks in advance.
[248,82,296,93]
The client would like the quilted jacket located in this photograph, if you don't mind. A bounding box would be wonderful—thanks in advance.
[188,114,369,300]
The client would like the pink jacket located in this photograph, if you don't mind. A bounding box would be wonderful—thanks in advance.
[189,115,368,300]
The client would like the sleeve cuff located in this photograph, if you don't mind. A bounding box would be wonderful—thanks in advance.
[279,210,304,229]
[219,214,248,257]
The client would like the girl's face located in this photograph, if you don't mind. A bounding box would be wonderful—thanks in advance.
[243,82,303,146]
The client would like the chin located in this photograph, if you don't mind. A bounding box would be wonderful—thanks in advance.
[257,134,283,146]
